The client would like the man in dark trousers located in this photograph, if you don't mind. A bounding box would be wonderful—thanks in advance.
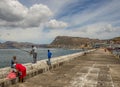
[47,50,52,65]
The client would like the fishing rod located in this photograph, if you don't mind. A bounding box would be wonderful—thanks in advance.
[15,47,30,53]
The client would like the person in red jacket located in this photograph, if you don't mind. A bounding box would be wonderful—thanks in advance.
[14,63,26,82]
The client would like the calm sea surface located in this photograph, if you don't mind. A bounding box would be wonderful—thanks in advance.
[0,48,82,68]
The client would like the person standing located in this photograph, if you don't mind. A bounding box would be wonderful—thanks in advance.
[47,50,52,65]
[30,45,37,63]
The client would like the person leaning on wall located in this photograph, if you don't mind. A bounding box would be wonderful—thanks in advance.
[13,63,26,82]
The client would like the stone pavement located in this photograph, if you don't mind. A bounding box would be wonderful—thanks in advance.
[10,48,120,87]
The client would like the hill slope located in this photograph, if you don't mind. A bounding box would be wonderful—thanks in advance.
[50,36,105,48]
[0,41,47,49]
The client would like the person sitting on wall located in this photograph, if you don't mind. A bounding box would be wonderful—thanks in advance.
[11,56,17,68]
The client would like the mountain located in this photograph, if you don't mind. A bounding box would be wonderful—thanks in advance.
[0,41,33,49]
[0,41,48,49]
[1,36,119,49]
[50,36,106,49]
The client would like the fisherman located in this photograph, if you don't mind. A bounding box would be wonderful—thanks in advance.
[30,45,37,63]
[47,50,52,65]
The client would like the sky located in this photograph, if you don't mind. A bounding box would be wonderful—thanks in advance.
[0,0,120,44]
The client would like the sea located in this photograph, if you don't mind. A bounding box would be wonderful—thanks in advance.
[0,48,82,68]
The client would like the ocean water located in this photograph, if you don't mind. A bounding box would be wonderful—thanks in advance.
[0,48,82,68]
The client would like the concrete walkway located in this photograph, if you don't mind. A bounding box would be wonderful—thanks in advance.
[10,48,120,87]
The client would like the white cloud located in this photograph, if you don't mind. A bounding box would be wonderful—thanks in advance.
[0,22,120,44]
[0,0,28,22]
[76,23,120,39]
[46,19,68,29]
[21,4,53,27]
[0,27,43,43]
[44,23,120,41]
[0,0,68,43]
[0,0,53,28]
[81,23,114,34]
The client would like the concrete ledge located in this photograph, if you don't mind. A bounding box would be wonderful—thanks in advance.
[0,49,96,87]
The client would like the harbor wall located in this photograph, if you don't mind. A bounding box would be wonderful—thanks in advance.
[0,49,95,87]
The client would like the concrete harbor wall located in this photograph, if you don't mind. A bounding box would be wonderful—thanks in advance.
[0,49,95,87]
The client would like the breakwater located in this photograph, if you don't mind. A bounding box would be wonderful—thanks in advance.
[0,49,95,87]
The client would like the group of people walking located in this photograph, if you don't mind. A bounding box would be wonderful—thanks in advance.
[8,45,52,82]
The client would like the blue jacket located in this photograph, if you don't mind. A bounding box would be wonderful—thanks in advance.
[48,52,52,58]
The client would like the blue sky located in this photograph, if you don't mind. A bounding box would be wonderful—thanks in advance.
[0,0,120,44]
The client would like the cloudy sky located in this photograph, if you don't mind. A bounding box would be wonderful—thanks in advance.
[0,0,120,44]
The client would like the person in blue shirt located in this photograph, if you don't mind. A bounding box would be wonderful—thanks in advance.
[47,50,52,65]
[11,56,17,68]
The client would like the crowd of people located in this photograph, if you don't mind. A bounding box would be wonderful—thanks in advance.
[7,45,52,83]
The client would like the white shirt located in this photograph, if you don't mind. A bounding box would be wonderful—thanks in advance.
[32,46,37,53]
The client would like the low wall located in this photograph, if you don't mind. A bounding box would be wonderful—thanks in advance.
[0,49,95,87]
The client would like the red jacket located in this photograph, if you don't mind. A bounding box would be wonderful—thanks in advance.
[15,64,26,78]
